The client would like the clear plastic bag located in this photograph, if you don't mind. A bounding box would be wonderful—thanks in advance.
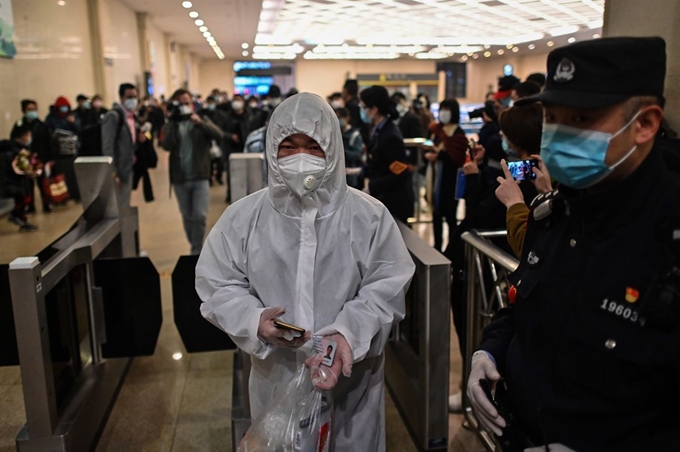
[238,365,333,452]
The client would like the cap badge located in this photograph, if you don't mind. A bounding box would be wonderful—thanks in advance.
[554,58,575,83]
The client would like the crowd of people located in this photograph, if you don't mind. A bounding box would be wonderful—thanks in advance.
[3,34,680,451]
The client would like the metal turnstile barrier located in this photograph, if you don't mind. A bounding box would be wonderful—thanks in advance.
[404,138,432,225]
[461,230,519,452]
[385,222,451,451]
[7,157,162,452]
[230,153,266,203]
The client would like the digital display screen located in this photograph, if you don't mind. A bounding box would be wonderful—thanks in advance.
[234,76,274,96]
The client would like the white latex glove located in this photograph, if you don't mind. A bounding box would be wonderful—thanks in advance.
[305,333,353,390]
[467,351,506,436]
[257,307,310,349]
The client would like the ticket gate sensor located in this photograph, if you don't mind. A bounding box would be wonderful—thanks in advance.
[8,157,162,452]
[229,153,265,203]
[385,222,451,451]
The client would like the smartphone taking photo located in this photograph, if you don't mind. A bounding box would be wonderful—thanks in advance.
[507,159,539,181]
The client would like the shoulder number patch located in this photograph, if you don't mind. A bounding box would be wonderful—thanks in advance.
[389,161,409,175]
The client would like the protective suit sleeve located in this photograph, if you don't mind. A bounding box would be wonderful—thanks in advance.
[316,210,415,362]
[196,223,273,359]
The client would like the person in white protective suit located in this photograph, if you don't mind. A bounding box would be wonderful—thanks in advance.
[196,92,415,451]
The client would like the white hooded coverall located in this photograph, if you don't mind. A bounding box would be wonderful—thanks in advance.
[196,93,415,452]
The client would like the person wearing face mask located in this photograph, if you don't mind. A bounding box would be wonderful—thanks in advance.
[101,83,145,207]
[413,93,434,134]
[360,86,413,223]
[196,93,415,452]
[0,123,39,231]
[493,75,521,114]
[391,92,424,139]
[12,100,54,213]
[199,95,230,186]
[424,99,468,251]
[73,94,97,133]
[222,94,253,193]
[335,107,363,189]
[162,88,224,255]
[91,94,108,117]
[261,85,283,118]
[45,96,80,201]
[328,92,345,110]
[467,37,680,451]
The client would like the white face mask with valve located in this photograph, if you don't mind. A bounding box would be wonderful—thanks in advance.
[278,153,327,198]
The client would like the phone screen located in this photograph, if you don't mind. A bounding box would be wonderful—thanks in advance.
[507,159,538,181]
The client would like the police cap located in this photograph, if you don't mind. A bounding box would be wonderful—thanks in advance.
[517,36,666,109]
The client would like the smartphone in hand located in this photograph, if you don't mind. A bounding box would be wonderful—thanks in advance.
[507,159,539,181]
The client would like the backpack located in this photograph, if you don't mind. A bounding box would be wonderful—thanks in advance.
[79,109,124,156]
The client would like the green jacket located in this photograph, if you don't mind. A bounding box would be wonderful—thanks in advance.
[162,116,224,184]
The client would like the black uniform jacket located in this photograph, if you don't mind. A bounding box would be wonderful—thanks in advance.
[480,145,680,451]
[366,119,413,223]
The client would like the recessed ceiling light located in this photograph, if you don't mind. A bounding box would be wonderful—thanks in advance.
[461,55,469,61]
[528,44,536,50]
[195,19,204,26]
[203,31,211,37]
[483,45,490,49]
[567,37,576,43]
[242,43,249,49]
[593,33,601,39]
[57,0,66,5]
[472,54,479,59]
[242,50,249,56]
[189,11,198,18]
[497,49,505,55]
[547,41,555,47]
[512,47,519,53]
[199,26,208,32]
[484,51,491,58]
[182,1,192,8]
[506,44,513,49]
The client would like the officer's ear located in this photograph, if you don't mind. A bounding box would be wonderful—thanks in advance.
[633,104,664,147]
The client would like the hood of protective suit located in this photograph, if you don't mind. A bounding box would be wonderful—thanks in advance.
[266,93,348,218]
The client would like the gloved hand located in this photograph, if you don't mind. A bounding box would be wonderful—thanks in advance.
[305,333,353,390]
[257,307,310,349]
[467,351,507,436]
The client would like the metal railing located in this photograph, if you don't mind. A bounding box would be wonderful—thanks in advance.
[460,230,519,452]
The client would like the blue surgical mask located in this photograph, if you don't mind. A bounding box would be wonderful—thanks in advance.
[541,111,641,189]
[59,106,69,113]
[207,104,216,111]
[26,111,39,120]
[502,136,519,160]
[82,101,91,109]
[338,118,347,129]
[360,108,371,124]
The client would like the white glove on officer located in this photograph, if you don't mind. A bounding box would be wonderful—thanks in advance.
[257,307,310,349]
[467,351,507,436]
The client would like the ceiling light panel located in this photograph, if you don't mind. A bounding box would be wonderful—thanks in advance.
[257,0,603,57]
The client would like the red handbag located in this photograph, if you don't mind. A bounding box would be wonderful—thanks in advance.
[42,173,70,204]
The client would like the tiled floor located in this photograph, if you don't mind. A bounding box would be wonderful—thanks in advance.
[0,153,484,451]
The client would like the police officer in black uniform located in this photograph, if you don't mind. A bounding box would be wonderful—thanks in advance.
[467,37,680,451]
[361,85,414,224]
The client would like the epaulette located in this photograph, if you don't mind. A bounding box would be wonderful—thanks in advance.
[530,188,560,222]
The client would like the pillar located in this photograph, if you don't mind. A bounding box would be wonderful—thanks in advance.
[603,0,680,129]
